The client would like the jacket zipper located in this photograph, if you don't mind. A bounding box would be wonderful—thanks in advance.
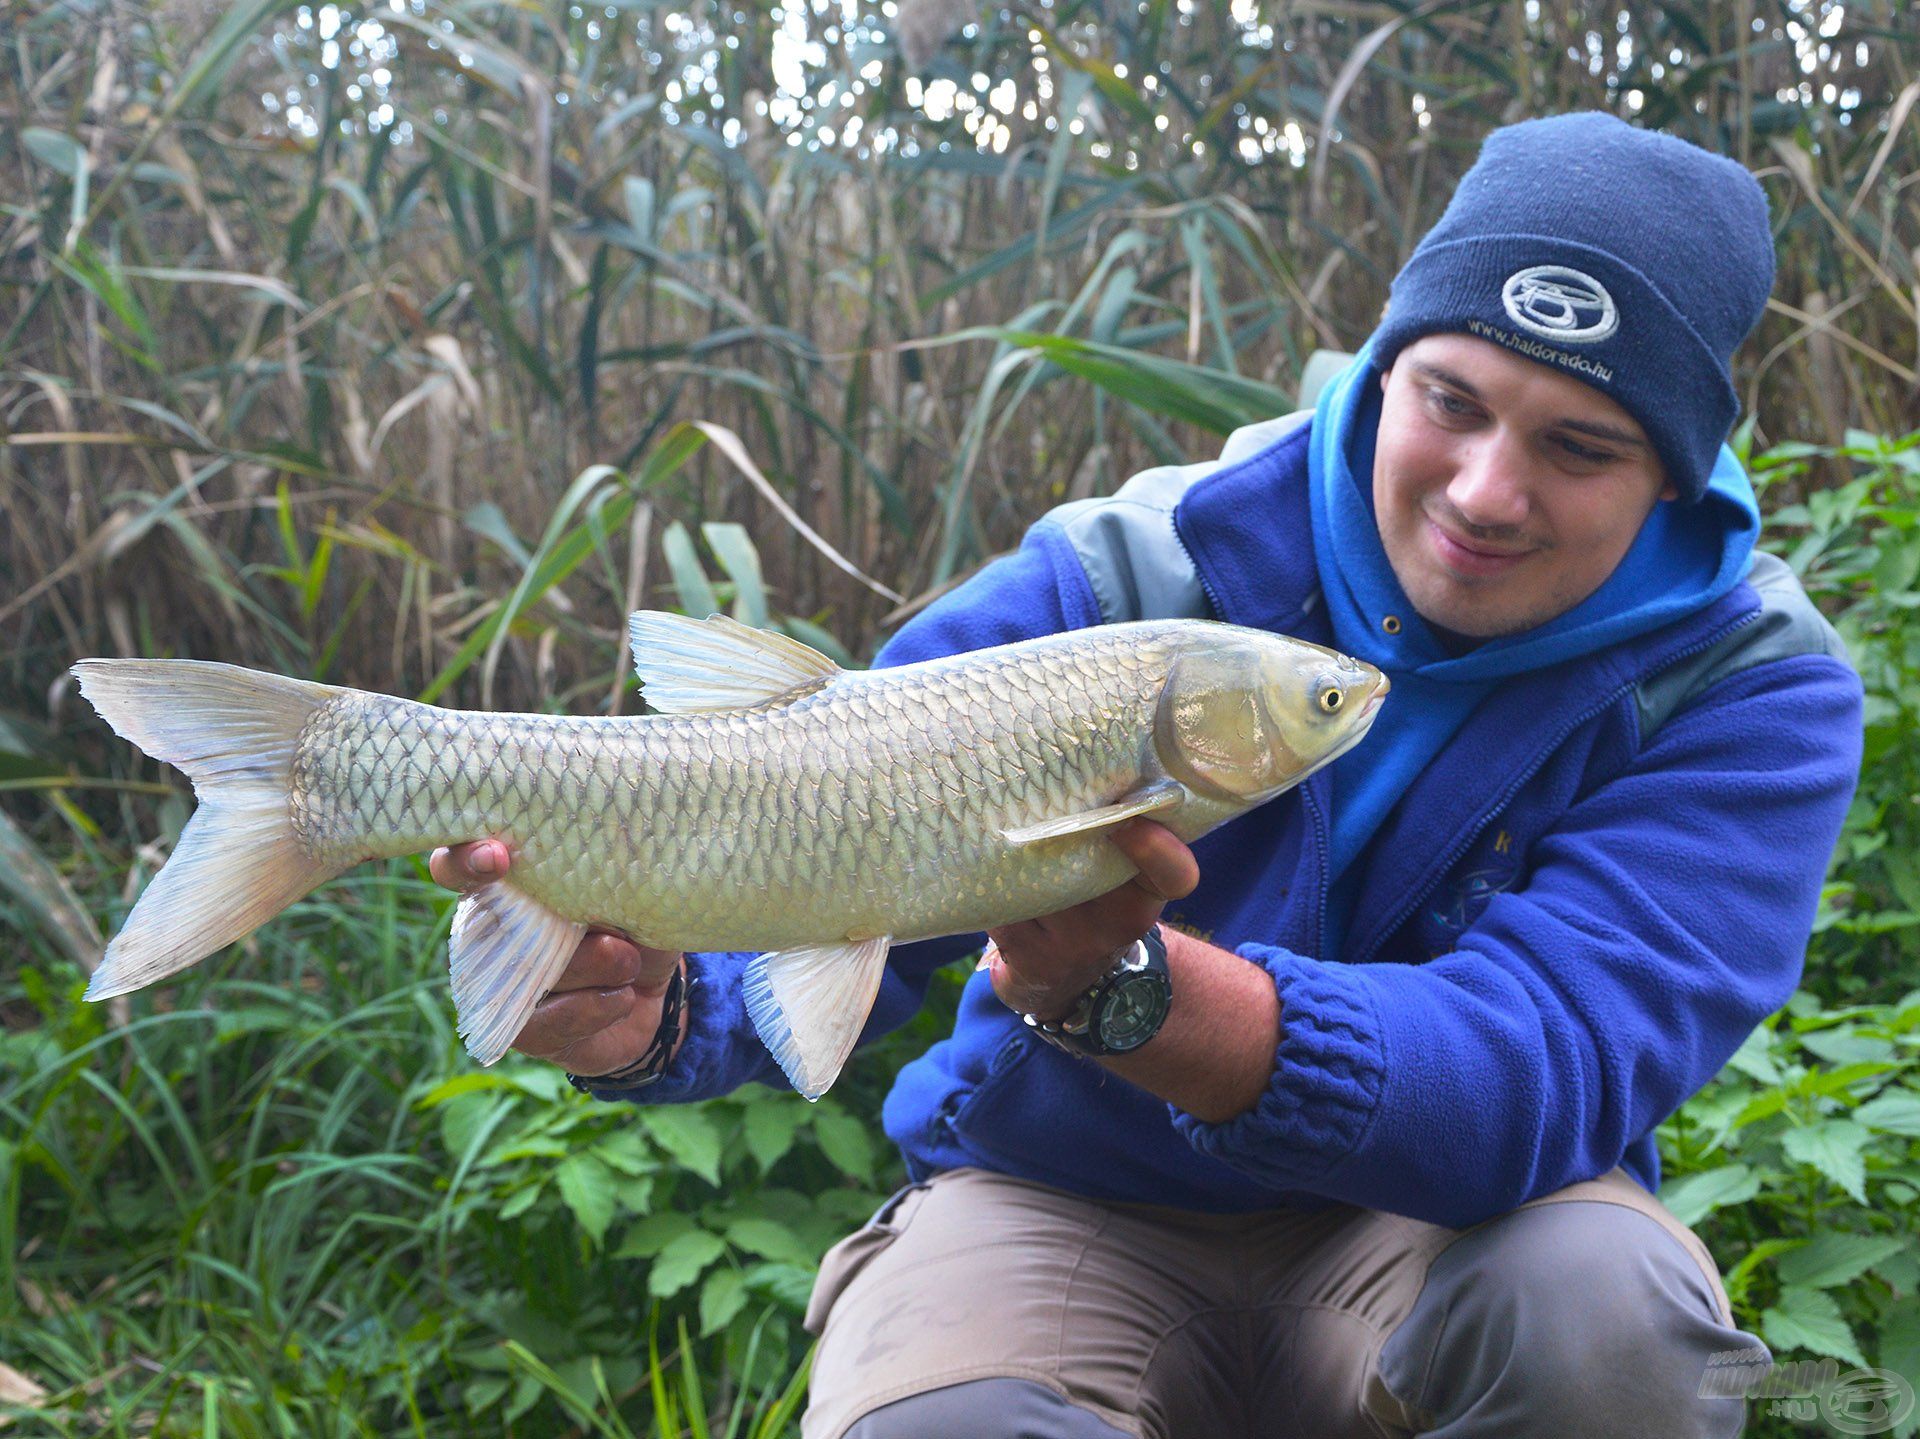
[1174,514,1230,622]
[1301,783,1332,961]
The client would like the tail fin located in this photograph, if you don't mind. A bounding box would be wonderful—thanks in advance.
[72,660,345,1000]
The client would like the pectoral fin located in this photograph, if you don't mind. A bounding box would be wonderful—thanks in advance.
[999,780,1185,846]
[744,935,892,1101]
[449,882,587,1066]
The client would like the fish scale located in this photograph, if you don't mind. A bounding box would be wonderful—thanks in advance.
[72,611,1385,1095]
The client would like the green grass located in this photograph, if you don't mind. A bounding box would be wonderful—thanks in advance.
[0,864,961,1435]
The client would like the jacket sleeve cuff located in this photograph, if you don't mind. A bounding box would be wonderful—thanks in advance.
[1168,945,1387,1187]
[572,950,778,1104]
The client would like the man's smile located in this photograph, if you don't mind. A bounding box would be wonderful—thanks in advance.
[1423,514,1537,579]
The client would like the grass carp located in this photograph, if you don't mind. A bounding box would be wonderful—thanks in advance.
[73,612,1387,1097]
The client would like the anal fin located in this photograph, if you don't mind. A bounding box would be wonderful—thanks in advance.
[745,935,892,1100]
[449,883,587,1066]
[999,779,1184,846]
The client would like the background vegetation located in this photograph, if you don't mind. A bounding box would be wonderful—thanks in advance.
[2,0,1917,1431]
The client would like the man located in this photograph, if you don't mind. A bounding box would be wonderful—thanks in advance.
[434,114,1863,1436]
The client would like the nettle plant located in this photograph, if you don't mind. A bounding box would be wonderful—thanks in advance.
[1660,429,1920,1431]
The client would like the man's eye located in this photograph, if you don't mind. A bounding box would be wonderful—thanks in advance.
[1427,388,1474,418]
[1556,436,1616,464]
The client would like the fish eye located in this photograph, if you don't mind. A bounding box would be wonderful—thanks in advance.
[1318,686,1344,714]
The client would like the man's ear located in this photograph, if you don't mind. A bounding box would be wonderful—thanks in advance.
[1660,482,1679,502]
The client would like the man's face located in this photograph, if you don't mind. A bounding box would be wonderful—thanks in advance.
[1373,333,1676,641]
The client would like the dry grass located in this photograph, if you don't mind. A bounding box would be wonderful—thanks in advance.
[1,0,1914,722]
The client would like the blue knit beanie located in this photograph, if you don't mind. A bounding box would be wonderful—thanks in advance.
[1369,112,1775,503]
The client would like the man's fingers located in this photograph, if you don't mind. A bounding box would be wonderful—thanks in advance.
[546,932,645,992]
[545,932,682,992]
[513,946,685,1073]
[512,984,647,1060]
[1109,820,1200,902]
[428,839,509,892]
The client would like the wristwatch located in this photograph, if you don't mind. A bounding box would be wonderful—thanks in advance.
[1021,925,1172,1058]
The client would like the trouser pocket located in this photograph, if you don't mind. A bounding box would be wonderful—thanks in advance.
[804,1181,930,1335]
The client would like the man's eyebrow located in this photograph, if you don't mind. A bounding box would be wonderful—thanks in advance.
[1557,418,1648,450]
[1409,361,1480,397]
[1408,360,1647,449]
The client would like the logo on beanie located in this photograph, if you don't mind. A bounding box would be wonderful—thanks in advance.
[1500,265,1619,343]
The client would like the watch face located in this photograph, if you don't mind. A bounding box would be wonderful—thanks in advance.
[1095,972,1172,1052]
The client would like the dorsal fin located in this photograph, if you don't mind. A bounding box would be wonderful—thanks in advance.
[628,611,841,714]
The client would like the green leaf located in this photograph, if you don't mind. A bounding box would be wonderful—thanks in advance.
[485,1136,569,1164]
[592,1129,654,1177]
[1802,1061,1900,1099]
[723,1216,817,1268]
[498,1181,544,1221]
[1800,1028,1898,1068]
[1725,1025,1783,1085]
[742,1099,804,1175]
[22,127,86,178]
[660,519,721,621]
[1723,1238,1801,1308]
[1660,1164,1759,1227]
[614,1211,697,1260]
[742,1261,818,1311]
[1857,1091,1920,1137]
[975,329,1290,436]
[463,502,534,569]
[1763,1286,1868,1368]
[555,1154,617,1246]
[647,1228,726,1298]
[1877,1298,1920,1399]
[698,1267,748,1336]
[415,1072,516,1109]
[464,1375,510,1413]
[1777,1232,1908,1290]
[812,1104,876,1185]
[1782,1121,1872,1204]
[702,522,770,630]
[624,175,655,240]
[642,1106,723,1186]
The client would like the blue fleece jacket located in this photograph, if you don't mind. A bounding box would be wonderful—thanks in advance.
[600,405,1861,1228]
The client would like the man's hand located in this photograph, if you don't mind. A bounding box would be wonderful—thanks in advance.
[985,821,1280,1122]
[984,820,1200,1020]
[428,840,686,1078]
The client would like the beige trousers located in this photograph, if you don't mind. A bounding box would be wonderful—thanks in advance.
[802,1167,1753,1439]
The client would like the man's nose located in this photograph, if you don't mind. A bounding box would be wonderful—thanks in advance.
[1446,432,1530,530]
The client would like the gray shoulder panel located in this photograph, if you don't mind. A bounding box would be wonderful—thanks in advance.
[1635,551,1854,740]
[1042,412,1310,624]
